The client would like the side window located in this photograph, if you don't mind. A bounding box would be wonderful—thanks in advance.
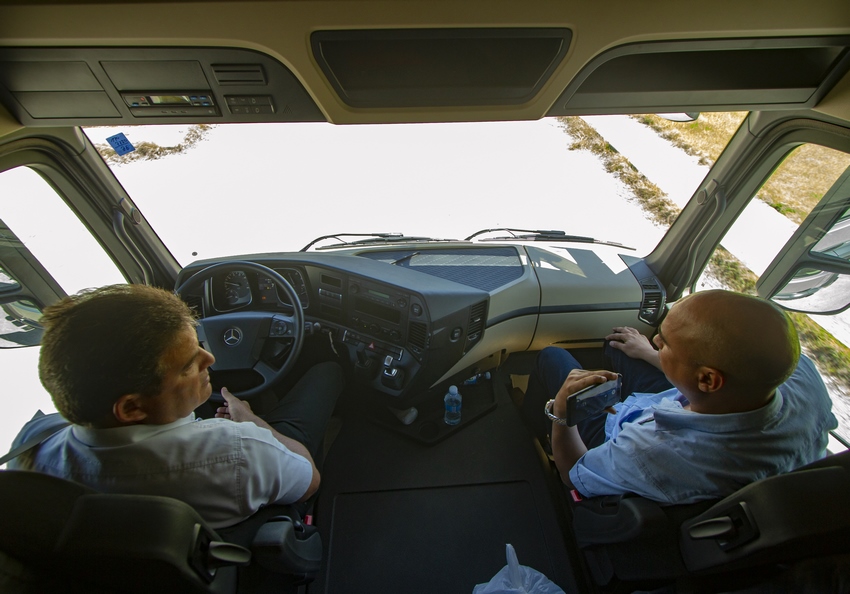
[0,166,125,456]
[700,143,850,292]
[696,143,850,447]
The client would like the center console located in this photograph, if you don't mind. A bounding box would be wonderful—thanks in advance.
[315,272,429,398]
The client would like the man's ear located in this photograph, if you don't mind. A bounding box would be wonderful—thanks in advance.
[696,366,724,393]
[113,393,148,424]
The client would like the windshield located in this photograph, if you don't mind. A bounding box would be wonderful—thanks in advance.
[83,119,675,262]
[67,115,850,451]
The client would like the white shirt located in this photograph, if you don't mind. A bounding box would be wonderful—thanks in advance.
[10,413,312,529]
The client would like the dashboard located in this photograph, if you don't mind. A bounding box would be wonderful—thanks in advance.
[176,243,662,405]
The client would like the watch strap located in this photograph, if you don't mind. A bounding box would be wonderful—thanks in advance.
[544,399,568,425]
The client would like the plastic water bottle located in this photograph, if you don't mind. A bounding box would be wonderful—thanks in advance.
[443,385,462,425]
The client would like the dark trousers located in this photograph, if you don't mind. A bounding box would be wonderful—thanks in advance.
[259,361,344,520]
[196,361,344,463]
[263,361,344,464]
[521,344,673,449]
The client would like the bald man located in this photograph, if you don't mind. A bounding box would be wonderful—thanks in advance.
[522,290,837,504]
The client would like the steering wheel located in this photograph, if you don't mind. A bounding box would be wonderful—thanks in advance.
[175,261,304,400]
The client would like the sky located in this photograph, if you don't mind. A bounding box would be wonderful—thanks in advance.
[84,118,668,264]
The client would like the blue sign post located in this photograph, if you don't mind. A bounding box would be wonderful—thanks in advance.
[106,133,135,156]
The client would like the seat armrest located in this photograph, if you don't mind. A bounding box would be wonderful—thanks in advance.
[573,495,669,546]
[680,466,850,573]
[251,515,323,575]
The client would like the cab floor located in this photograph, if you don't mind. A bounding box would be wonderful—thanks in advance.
[309,368,588,594]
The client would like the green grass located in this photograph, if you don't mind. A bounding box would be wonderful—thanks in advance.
[558,117,680,227]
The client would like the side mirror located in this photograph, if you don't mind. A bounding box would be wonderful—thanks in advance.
[759,169,850,314]
[0,297,44,347]
[657,112,700,122]
[771,267,850,314]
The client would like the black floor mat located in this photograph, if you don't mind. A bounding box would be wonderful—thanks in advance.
[310,370,584,594]
[325,482,558,593]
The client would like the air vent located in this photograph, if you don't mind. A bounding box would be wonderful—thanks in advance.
[212,64,267,85]
[464,301,487,353]
[408,321,428,356]
[321,274,342,288]
[182,294,204,317]
[638,278,666,325]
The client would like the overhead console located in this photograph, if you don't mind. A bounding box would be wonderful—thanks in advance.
[0,47,325,126]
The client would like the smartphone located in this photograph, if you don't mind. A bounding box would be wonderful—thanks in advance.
[566,374,622,426]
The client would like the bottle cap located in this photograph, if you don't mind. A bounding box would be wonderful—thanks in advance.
[448,385,458,394]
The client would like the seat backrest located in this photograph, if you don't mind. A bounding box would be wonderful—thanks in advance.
[570,450,850,587]
[0,470,247,594]
[572,494,714,584]
[680,450,850,572]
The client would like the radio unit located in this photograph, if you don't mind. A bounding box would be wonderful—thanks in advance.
[346,279,424,343]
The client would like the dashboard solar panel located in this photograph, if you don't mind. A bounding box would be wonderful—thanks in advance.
[360,247,524,291]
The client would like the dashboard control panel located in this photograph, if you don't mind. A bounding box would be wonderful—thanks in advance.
[347,279,412,342]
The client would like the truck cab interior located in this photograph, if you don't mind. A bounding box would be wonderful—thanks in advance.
[1,1,850,593]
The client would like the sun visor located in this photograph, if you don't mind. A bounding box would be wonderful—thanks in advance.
[312,28,572,108]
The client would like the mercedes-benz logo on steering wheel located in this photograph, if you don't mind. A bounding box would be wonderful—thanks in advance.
[223,327,243,347]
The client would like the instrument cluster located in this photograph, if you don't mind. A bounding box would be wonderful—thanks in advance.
[211,267,310,311]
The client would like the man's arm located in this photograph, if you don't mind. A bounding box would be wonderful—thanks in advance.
[550,369,619,486]
[219,388,319,502]
[605,326,661,369]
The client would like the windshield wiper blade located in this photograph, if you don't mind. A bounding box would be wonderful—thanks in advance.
[464,228,634,250]
[300,232,458,251]
[300,233,402,251]
[465,228,588,241]
[391,251,420,265]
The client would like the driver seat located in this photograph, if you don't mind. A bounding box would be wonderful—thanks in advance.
[0,470,322,594]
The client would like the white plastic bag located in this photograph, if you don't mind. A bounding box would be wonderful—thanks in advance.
[472,544,565,594]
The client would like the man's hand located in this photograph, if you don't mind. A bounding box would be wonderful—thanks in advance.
[606,326,661,369]
[552,369,620,417]
[216,387,320,502]
[217,387,258,423]
[551,368,619,489]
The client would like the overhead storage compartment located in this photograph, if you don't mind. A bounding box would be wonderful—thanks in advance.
[550,36,850,115]
[311,28,572,108]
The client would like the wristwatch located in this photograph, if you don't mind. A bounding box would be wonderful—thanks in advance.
[544,399,569,425]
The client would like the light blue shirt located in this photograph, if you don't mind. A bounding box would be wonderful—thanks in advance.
[8,412,312,529]
[569,355,838,503]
